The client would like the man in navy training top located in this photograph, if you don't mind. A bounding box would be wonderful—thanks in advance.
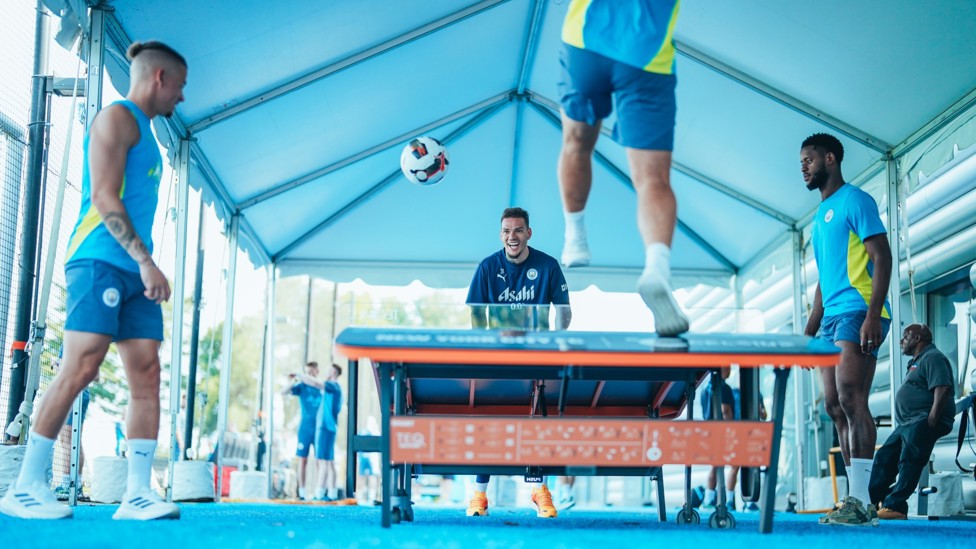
[801,132,892,527]
[1,41,187,521]
[464,207,572,519]
[284,361,323,500]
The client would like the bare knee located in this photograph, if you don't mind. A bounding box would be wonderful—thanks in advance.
[562,131,595,158]
[823,397,845,424]
[61,356,101,393]
[128,357,161,398]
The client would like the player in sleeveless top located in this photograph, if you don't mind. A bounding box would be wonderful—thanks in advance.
[1,41,187,521]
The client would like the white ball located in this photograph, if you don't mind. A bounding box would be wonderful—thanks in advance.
[400,136,449,186]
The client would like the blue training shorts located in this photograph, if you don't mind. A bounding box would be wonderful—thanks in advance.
[315,430,336,460]
[558,43,676,151]
[64,259,163,341]
[820,310,891,358]
[296,420,316,458]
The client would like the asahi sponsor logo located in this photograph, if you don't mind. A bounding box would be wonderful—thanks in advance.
[497,285,535,302]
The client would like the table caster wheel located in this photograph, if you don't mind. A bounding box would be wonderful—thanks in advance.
[709,511,736,529]
[676,507,700,524]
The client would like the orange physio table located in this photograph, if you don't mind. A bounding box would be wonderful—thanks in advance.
[336,328,839,533]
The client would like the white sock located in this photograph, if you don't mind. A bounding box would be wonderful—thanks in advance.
[298,487,305,499]
[564,210,586,241]
[125,439,157,497]
[705,488,716,501]
[644,243,671,274]
[315,487,326,499]
[849,458,873,506]
[327,488,338,499]
[474,481,488,492]
[16,431,56,489]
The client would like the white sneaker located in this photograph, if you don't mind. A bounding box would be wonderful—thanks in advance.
[112,489,180,520]
[558,494,576,511]
[637,270,689,337]
[561,237,591,268]
[0,481,73,519]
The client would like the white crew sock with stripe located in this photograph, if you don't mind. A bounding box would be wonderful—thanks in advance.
[125,439,157,497]
[16,431,56,489]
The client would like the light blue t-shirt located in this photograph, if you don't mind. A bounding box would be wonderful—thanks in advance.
[811,184,891,318]
[562,0,680,74]
[65,100,162,272]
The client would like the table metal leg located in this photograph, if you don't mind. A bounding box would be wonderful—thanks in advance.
[760,366,791,533]
[346,359,359,499]
[655,467,667,522]
[380,362,392,528]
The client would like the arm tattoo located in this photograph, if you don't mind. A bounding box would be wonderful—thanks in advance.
[102,211,151,264]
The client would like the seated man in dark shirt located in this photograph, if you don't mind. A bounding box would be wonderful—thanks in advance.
[868,324,955,520]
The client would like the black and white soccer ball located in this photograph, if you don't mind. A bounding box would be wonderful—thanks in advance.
[400,136,449,186]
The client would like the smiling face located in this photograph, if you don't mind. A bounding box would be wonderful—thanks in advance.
[499,216,531,262]
[800,145,829,191]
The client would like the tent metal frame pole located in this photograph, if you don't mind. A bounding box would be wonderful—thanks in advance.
[303,276,313,364]
[215,215,240,501]
[523,97,737,272]
[238,92,512,210]
[4,5,50,434]
[515,0,546,95]
[184,202,207,455]
[524,92,795,226]
[103,12,271,266]
[790,227,807,509]
[166,137,192,500]
[187,0,511,133]
[67,6,106,505]
[885,156,905,427]
[674,41,891,153]
[263,265,277,495]
[274,100,509,260]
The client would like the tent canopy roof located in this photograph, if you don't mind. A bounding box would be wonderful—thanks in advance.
[87,0,976,290]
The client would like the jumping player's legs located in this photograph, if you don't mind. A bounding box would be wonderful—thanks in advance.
[557,44,613,268]
[558,115,601,268]
[612,61,686,336]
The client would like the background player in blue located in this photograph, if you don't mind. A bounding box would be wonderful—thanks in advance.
[801,133,892,526]
[556,0,688,336]
[1,41,186,521]
[464,207,571,519]
[283,361,323,500]
[297,363,344,500]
